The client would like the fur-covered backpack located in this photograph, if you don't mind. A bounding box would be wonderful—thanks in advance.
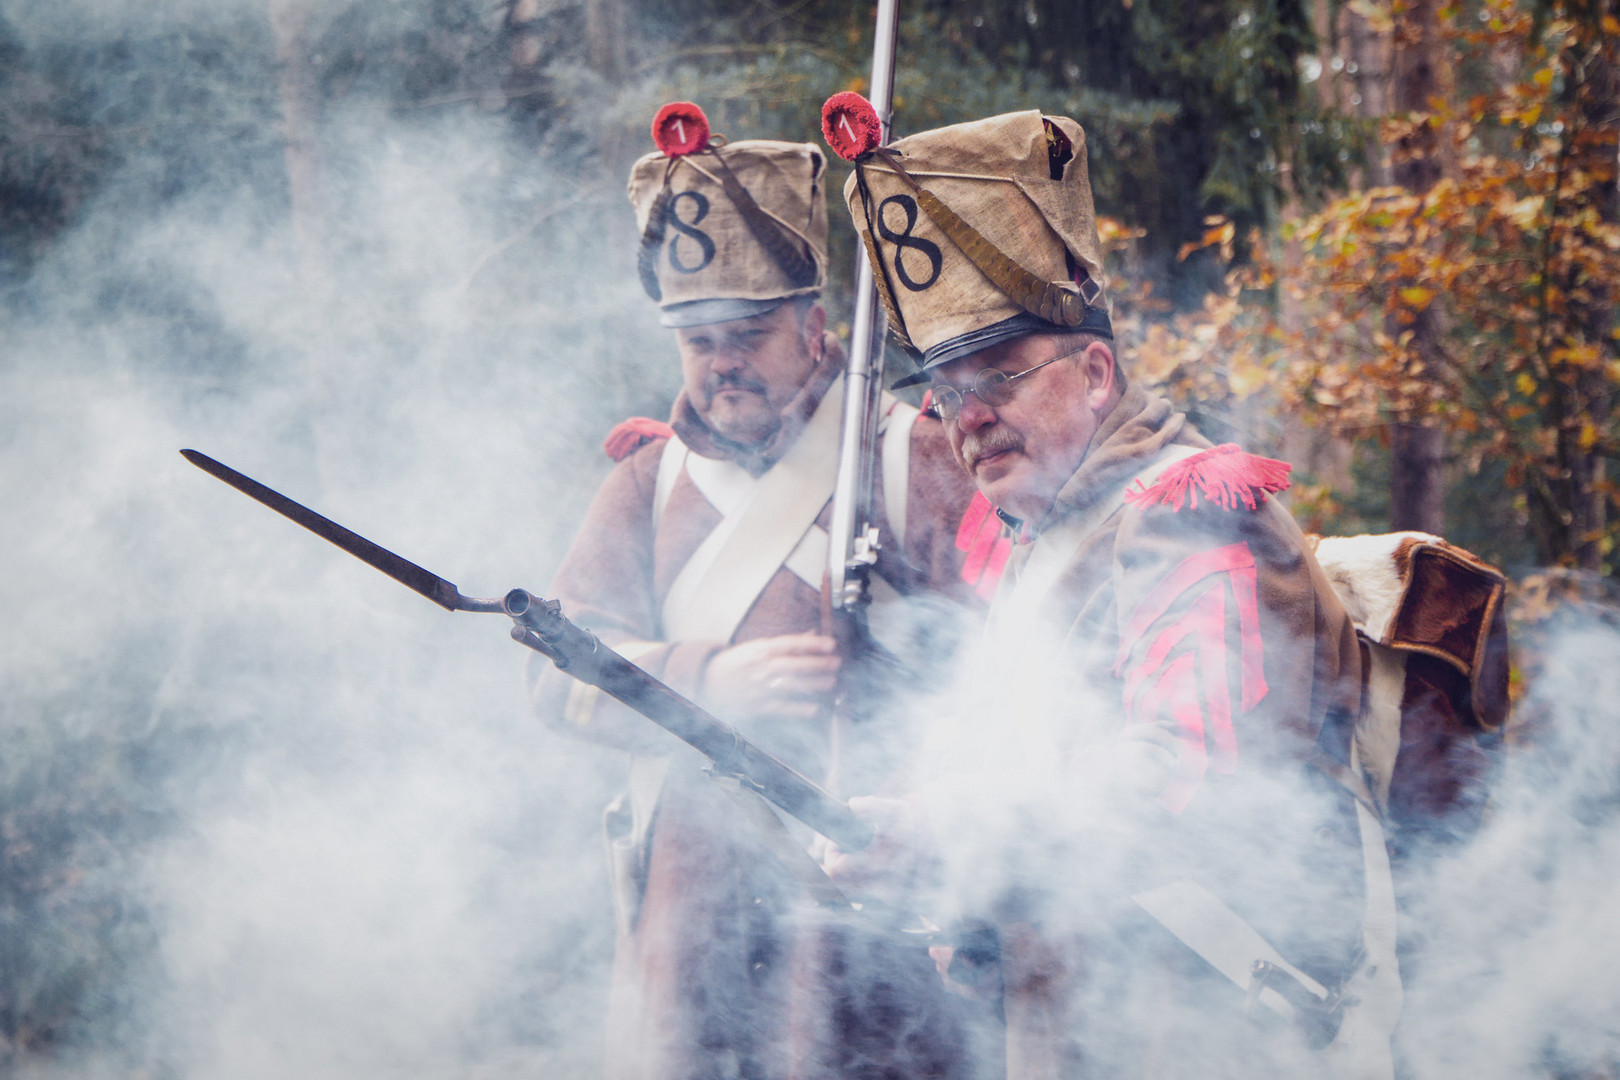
[1308,532,1511,853]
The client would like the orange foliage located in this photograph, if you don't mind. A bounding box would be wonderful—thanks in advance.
[1107,215,1282,428]
[1119,0,1620,568]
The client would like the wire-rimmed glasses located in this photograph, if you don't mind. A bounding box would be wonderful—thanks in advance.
[929,346,1085,423]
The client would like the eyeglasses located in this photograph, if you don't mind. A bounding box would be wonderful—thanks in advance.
[929,346,1083,423]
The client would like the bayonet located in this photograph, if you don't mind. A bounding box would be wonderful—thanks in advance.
[180,449,503,614]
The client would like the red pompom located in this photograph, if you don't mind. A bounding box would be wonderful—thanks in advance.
[821,92,882,161]
[652,102,710,157]
[603,417,674,461]
[1123,444,1293,513]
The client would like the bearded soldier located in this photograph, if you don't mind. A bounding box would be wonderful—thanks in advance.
[530,104,988,1080]
[819,101,1404,1079]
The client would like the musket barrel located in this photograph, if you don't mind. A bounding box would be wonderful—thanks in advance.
[826,0,902,613]
[828,267,885,611]
[868,0,899,135]
[503,589,876,852]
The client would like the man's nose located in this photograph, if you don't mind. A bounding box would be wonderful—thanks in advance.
[711,345,748,374]
[955,393,997,433]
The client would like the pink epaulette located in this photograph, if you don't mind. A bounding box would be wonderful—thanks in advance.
[1123,444,1292,513]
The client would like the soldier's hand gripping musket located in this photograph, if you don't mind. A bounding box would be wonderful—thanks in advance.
[179,448,874,855]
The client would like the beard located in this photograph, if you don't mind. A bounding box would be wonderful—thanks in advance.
[701,371,780,448]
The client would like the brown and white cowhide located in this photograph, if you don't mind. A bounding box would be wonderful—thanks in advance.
[1308,532,1510,833]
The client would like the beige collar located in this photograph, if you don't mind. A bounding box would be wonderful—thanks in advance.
[1036,383,1204,533]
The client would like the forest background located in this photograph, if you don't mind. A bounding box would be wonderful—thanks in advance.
[1,0,1618,1076]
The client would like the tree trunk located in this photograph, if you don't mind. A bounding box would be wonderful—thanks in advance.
[1386,0,1453,535]
[1558,18,1617,572]
[1344,1,1392,187]
[1281,1,1384,503]
[1390,422,1446,533]
[505,0,546,76]
[266,0,338,482]
[1579,41,1616,575]
[267,0,325,291]
[585,0,628,81]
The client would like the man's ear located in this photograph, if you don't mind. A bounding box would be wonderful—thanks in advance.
[805,301,828,344]
[1081,341,1115,410]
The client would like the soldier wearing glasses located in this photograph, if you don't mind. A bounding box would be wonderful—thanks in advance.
[530,104,989,1080]
[820,103,1395,1079]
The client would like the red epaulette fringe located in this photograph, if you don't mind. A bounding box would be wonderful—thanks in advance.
[955,491,1011,599]
[603,417,674,462]
[1123,444,1292,513]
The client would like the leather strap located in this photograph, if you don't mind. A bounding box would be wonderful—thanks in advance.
[661,376,844,642]
[653,434,689,528]
[880,396,919,551]
[1357,646,1408,816]
[1323,743,1402,1079]
[1131,878,1329,1022]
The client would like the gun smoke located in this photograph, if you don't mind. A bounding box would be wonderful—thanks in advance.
[1,0,1617,1077]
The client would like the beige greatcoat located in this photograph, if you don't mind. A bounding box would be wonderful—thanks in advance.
[920,383,1368,1079]
[532,347,991,1080]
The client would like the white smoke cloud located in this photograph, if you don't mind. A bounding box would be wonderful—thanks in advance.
[0,4,686,1074]
[1395,617,1620,1078]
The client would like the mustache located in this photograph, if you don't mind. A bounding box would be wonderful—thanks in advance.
[705,371,769,397]
[960,429,1022,469]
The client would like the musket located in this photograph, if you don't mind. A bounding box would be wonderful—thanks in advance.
[824,0,900,629]
[180,448,874,854]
